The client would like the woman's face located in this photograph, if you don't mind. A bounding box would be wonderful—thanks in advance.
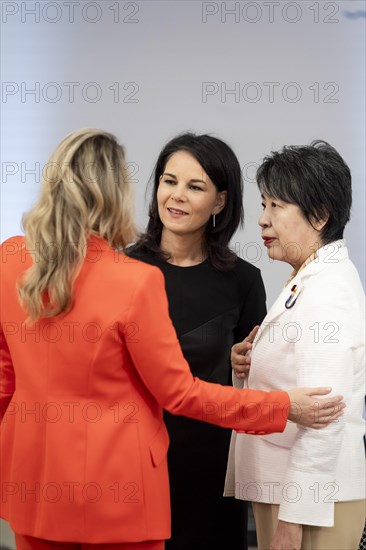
[259,194,325,270]
[157,150,226,239]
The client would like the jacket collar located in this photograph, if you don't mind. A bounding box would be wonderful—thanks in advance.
[87,234,113,251]
[254,240,348,337]
[294,239,348,281]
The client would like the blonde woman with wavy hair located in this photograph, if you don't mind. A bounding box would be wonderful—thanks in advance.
[0,130,345,550]
[19,128,135,321]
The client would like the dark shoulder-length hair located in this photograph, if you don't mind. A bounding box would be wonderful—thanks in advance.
[132,133,244,271]
[256,140,352,244]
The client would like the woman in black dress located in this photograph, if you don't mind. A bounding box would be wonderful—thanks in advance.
[128,133,266,550]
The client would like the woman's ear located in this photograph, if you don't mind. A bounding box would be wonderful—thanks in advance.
[313,211,329,232]
[213,191,227,214]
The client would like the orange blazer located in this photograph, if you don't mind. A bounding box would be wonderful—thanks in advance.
[0,235,289,544]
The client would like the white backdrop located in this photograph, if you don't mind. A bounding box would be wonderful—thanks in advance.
[1,0,365,306]
[0,1,365,546]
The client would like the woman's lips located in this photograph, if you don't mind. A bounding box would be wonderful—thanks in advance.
[262,237,276,246]
[167,208,188,218]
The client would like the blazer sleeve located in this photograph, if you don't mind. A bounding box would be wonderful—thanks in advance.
[277,281,364,526]
[0,323,15,421]
[123,266,289,435]
[0,236,22,421]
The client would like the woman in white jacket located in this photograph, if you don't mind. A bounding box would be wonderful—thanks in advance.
[225,140,365,550]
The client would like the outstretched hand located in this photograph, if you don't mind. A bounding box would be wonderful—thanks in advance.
[232,327,346,428]
[287,387,345,428]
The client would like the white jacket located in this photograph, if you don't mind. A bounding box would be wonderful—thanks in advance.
[224,240,365,527]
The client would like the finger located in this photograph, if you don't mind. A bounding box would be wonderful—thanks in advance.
[244,325,260,343]
[233,362,250,373]
[305,386,333,396]
[321,409,344,421]
[240,343,253,356]
[232,356,248,366]
[311,410,345,428]
[318,395,344,407]
[319,402,346,414]
[318,408,345,422]
[234,354,251,364]
[233,370,246,377]
[316,402,345,416]
[238,364,250,373]
[232,343,250,355]
[233,366,250,376]
[328,412,344,421]
[234,368,250,379]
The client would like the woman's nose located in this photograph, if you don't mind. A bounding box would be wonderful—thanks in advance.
[258,209,269,227]
[171,185,186,202]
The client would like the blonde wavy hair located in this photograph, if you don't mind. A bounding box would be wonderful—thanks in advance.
[18,128,136,322]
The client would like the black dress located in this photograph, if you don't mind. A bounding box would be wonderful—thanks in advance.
[128,248,266,550]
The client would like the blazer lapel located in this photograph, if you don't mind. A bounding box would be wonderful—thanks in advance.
[255,279,304,332]
[253,240,348,347]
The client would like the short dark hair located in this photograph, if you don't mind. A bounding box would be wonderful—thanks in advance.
[256,140,352,244]
[133,133,244,270]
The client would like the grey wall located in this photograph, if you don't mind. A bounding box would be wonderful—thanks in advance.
[1,1,365,306]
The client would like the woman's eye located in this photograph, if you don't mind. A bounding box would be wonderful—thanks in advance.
[261,202,265,209]
[164,179,176,185]
[271,202,278,208]
[190,185,203,191]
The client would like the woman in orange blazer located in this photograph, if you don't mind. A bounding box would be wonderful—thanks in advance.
[0,129,344,550]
